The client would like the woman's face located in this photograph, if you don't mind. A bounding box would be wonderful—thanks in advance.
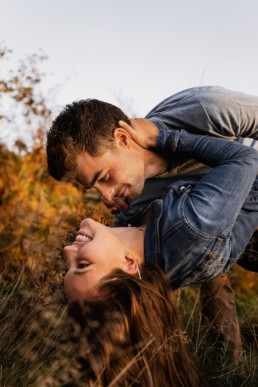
[64,218,129,301]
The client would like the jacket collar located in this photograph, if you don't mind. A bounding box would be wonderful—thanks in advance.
[144,199,163,267]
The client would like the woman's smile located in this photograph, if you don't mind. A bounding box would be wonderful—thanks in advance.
[75,234,92,243]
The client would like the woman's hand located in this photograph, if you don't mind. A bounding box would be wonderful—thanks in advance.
[118,118,159,148]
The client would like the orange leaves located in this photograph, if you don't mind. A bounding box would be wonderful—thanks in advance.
[0,142,114,271]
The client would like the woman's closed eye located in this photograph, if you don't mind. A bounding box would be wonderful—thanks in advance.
[77,262,90,270]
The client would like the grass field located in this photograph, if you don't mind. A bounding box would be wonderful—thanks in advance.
[0,245,257,386]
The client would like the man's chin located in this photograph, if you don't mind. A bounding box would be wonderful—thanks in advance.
[126,188,144,201]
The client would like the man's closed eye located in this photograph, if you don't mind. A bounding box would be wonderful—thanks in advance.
[99,173,109,183]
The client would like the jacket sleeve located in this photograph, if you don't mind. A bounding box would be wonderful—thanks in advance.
[147,86,258,139]
[156,127,258,237]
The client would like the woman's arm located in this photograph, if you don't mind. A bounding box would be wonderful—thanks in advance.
[158,128,258,236]
[119,120,258,235]
[146,86,258,139]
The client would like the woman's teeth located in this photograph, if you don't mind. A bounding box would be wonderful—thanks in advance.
[75,234,92,242]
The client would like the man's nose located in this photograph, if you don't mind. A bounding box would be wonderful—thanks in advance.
[95,185,115,202]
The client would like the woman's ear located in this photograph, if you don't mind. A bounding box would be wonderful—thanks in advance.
[124,252,139,275]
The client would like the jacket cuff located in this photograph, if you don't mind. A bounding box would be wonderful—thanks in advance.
[156,125,179,153]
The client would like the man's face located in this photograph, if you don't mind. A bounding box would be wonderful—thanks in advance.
[75,132,146,202]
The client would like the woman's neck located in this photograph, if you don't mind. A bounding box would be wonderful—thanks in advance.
[112,225,145,265]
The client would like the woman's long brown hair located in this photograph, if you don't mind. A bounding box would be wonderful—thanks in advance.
[68,264,205,386]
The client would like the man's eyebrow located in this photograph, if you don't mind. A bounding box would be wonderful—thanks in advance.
[85,170,103,189]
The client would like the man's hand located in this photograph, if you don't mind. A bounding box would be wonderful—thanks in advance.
[119,118,159,148]
[102,196,128,214]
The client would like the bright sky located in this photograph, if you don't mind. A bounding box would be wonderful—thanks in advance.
[1,0,258,119]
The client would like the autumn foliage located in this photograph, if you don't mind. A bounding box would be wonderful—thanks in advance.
[0,44,257,289]
[0,46,257,386]
[0,46,113,275]
[0,141,113,270]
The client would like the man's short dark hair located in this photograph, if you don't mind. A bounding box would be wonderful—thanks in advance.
[46,99,130,181]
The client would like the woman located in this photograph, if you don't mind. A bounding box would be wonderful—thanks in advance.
[68,264,205,386]
[64,126,258,301]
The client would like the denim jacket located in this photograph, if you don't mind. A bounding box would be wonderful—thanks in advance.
[144,127,258,289]
[115,86,258,227]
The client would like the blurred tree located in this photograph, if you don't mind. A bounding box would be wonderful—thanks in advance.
[0,44,51,148]
[0,46,111,272]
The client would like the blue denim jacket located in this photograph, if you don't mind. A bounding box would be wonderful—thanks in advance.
[144,127,258,289]
[115,86,258,227]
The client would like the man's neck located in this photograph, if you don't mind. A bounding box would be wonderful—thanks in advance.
[143,147,168,178]
[130,117,169,178]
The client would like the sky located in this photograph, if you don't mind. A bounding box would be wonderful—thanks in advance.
[1,0,258,123]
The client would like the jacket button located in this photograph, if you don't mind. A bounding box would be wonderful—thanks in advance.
[180,185,186,193]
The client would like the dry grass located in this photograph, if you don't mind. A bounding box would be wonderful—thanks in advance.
[0,257,257,386]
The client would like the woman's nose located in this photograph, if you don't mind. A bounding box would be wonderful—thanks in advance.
[63,244,79,258]
[64,245,79,270]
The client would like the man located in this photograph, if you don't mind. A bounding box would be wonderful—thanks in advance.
[47,86,258,362]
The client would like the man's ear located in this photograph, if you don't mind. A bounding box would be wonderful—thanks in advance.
[124,252,139,275]
[113,124,132,149]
